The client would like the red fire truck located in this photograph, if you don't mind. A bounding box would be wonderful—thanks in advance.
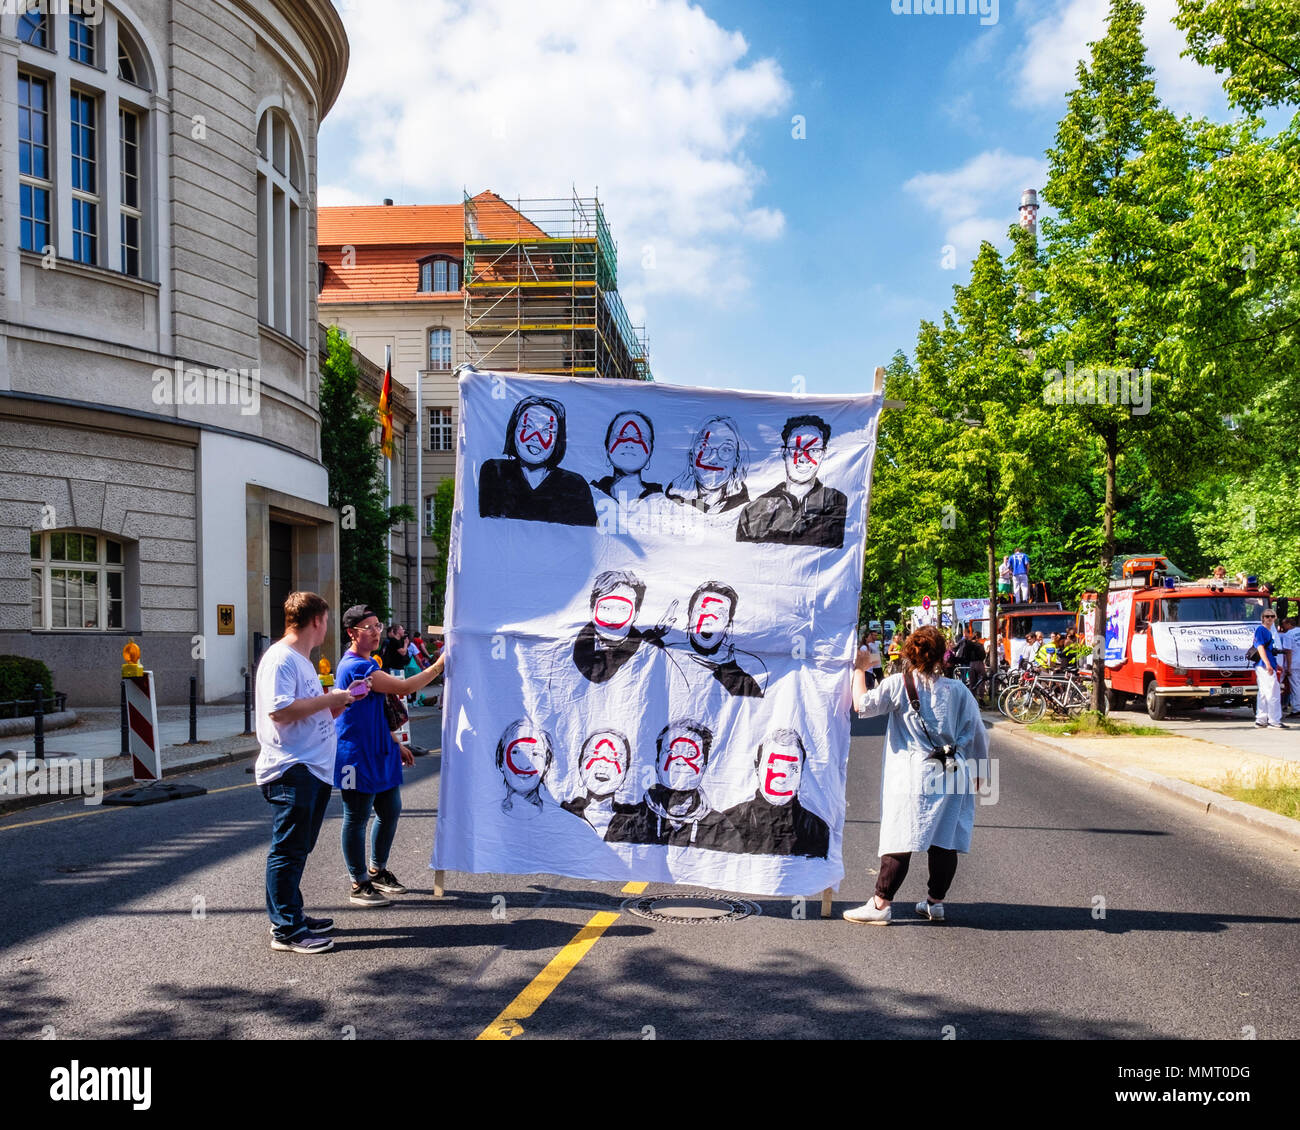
[1082,558,1271,719]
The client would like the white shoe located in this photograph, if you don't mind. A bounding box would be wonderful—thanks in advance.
[916,900,945,922]
[843,899,891,925]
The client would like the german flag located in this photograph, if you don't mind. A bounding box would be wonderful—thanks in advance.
[379,346,394,460]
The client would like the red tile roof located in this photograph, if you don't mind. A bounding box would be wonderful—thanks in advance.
[318,190,551,304]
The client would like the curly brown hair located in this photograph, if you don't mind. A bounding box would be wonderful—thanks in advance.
[902,625,946,675]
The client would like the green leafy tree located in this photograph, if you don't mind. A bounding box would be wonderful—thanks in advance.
[425,476,455,627]
[1036,0,1239,707]
[319,325,414,620]
[1177,0,1300,595]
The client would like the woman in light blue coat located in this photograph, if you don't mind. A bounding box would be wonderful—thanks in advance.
[845,625,988,925]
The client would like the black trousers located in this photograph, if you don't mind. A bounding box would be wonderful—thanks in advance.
[875,847,958,902]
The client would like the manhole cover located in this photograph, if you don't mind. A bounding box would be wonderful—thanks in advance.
[622,893,760,925]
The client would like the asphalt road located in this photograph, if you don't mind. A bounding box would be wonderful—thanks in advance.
[2,712,1297,1041]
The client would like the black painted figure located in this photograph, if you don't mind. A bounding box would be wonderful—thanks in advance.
[604,720,736,849]
[571,569,674,684]
[479,396,598,526]
[737,414,847,548]
[561,729,637,837]
[720,729,830,858]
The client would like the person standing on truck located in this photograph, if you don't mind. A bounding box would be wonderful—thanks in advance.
[1252,611,1287,729]
[998,555,1013,600]
[1008,548,1030,603]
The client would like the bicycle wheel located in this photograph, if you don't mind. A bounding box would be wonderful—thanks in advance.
[998,684,1022,718]
[1006,687,1047,723]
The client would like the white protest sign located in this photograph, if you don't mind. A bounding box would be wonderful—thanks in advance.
[432,371,883,896]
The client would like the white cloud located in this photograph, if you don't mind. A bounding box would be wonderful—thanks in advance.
[322,0,790,304]
[317,183,372,207]
[903,148,1048,260]
[1015,0,1226,116]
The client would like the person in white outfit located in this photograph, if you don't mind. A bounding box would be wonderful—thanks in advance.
[1282,617,1300,717]
[844,625,989,925]
[1251,611,1286,729]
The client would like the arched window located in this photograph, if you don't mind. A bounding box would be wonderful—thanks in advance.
[428,326,452,370]
[257,107,306,342]
[10,5,157,278]
[418,255,461,294]
[30,531,127,631]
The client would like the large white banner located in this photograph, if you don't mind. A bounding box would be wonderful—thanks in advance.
[432,371,882,896]
[1149,622,1257,669]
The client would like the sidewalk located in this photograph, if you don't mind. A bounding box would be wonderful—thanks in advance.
[0,704,444,816]
[2,708,249,760]
[987,711,1300,847]
[1113,702,1299,761]
[0,707,257,816]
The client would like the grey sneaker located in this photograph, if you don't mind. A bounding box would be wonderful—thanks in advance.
[349,881,391,907]
[916,900,946,922]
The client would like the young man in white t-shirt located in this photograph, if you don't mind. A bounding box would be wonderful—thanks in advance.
[256,591,365,953]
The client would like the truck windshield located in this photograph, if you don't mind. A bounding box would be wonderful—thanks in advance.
[1007,614,1076,639]
[1160,596,1267,623]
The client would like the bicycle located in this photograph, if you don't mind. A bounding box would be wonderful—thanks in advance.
[1019,669,1095,721]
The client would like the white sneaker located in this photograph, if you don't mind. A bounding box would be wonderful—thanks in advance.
[916,900,945,922]
[843,899,891,925]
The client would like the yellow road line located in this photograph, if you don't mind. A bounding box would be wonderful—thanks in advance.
[0,780,260,831]
[476,880,649,1041]
[0,806,119,831]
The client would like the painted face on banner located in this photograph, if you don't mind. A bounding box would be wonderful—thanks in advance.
[783,428,825,486]
[501,725,550,793]
[657,727,706,791]
[608,412,652,475]
[688,590,733,653]
[692,424,739,491]
[579,731,629,798]
[592,583,639,642]
[758,738,803,805]
[516,408,557,467]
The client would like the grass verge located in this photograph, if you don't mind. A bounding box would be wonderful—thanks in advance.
[1199,764,1300,822]
[1026,711,1165,737]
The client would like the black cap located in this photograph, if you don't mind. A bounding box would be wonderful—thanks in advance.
[342,605,380,630]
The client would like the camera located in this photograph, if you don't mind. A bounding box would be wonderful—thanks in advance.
[926,744,961,771]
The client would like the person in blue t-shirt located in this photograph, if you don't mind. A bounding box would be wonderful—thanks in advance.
[1008,548,1030,603]
[1252,610,1287,730]
[335,605,448,906]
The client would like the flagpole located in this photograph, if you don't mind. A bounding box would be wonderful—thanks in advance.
[415,366,423,636]
[385,344,393,619]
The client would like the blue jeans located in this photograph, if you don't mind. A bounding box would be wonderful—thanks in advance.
[261,763,332,939]
[340,785,402,882]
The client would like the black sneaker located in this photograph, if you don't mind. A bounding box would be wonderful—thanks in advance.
[270,931,334,954]
[368,867,408,895]
[349,881,391,907]
[267,916,334,938]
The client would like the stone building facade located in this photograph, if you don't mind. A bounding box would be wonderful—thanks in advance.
[0,0,349,705]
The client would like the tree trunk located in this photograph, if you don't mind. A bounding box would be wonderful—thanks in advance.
[936,560,944,636]
[1091,422,1119,712]
[987,518,999,706]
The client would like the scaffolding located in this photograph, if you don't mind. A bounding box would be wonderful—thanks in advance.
[463,191,651,381]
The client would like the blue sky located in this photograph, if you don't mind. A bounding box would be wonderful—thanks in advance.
[319,0,1235,396]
